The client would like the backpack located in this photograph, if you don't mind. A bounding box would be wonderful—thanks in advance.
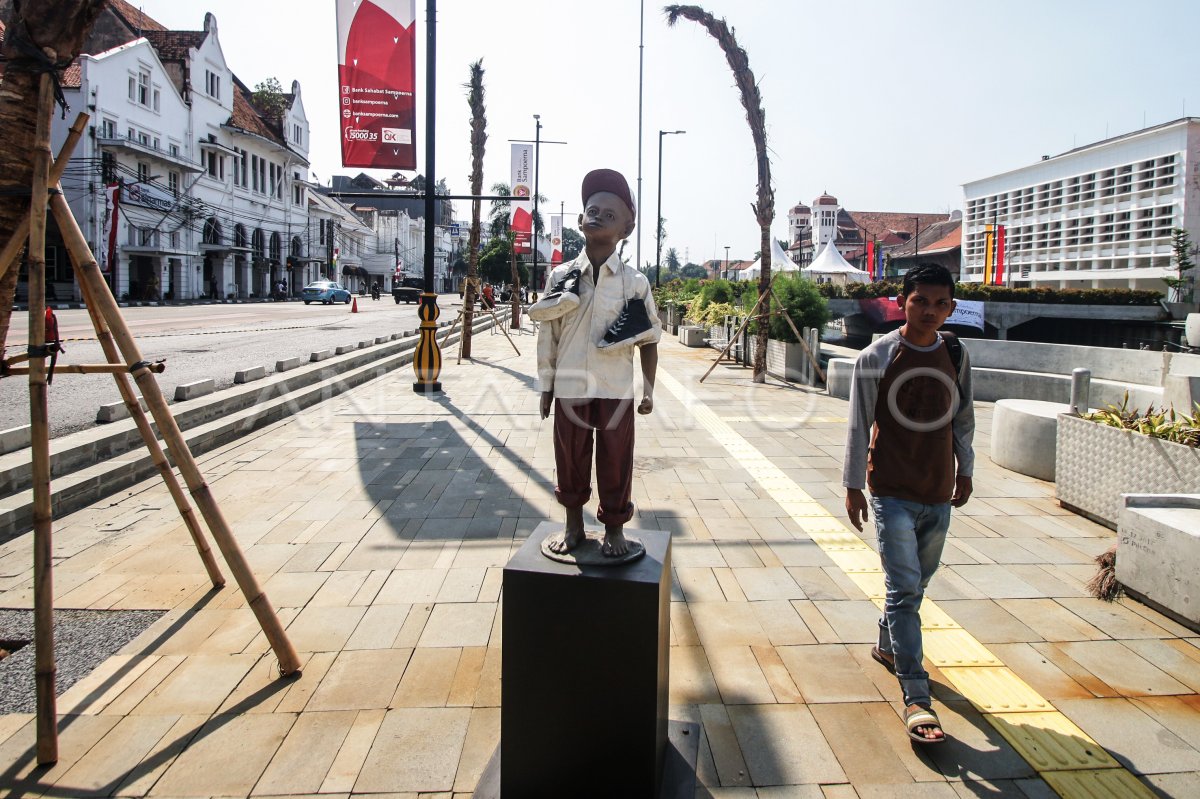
[941,331,966,401]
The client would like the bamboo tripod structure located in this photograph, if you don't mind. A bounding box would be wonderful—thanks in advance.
[8,83,299,766]
[699,278,826,384]
[439,296,521,364]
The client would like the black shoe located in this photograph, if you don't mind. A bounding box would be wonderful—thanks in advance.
[529,269,581,321]
[597,298,656,350]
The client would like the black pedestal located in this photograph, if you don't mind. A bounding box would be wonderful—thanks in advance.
[491,521,673,799]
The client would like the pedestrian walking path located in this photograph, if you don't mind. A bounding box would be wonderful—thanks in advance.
[1,326,1198,797]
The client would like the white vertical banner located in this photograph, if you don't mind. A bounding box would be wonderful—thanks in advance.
[550,214,563,269]
[510,143,533,254]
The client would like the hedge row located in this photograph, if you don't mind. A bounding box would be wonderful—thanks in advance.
[816,281,1163,305]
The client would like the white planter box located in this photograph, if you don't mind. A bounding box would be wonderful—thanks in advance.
[679,326,707,347]
[1055,412,1200,527]
[749,337,809,383]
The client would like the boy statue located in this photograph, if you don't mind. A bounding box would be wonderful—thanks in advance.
[534,168,661,558]
[843,263,975,745]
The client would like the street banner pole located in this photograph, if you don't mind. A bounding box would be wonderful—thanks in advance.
[412,0,442,392]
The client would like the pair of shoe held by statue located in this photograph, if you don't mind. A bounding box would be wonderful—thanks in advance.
[528,268,655,350]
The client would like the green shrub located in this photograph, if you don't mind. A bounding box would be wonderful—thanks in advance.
[741,276,829,343]
[686,301,738,328]
[1083,396,1199,448]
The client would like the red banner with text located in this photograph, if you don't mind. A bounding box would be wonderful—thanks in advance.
[510,143,533,254]
[336,0,417,169]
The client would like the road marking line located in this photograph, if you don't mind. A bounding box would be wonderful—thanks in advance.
[657,369,1148,797]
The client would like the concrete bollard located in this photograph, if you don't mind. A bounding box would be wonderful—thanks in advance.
[808,327,822,387]
[375,336,389,345]
[335,344,356,355]
[358,340,373,349]
[96,397,148,423]
[310,350,333,362]
[1069,368,1091,415]
[275,356,304,372]
[174,379,215,401]
[234,365,268,384]
[0,425,32,454]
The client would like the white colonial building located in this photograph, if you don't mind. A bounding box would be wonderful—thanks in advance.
[962,118,1200,290]
[52,11,313,301]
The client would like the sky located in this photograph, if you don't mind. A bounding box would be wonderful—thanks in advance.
[133,0,1200,267]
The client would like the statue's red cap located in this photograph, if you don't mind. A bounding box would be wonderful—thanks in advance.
[581,169,636,217]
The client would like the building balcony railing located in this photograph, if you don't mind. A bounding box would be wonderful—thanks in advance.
[98,135,202,172]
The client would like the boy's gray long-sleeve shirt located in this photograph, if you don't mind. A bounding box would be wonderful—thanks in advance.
[842,329,976,493]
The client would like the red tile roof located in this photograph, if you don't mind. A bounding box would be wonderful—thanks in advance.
[107,0,168,34]
[142,30,207,61]
[229,78,283,143]
[845,211,945,241]
[885,219,962,257]
[62,59,82,88]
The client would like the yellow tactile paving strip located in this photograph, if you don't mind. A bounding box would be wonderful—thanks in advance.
[657,370,1151,799]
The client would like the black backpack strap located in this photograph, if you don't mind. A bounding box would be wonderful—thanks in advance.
[941,330,962,373]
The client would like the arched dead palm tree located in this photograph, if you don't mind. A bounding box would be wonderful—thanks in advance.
[461,59,486,358]
[665,4,774,382]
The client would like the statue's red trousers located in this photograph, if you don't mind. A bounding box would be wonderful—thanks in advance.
[552,398,636,526]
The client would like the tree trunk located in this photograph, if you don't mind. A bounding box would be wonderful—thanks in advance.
[462,61,486,358]
[0,1,106,354]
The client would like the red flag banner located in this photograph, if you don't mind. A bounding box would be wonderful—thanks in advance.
[995,225,1006,285]
[510,143,533,254]
[983,224,995,285]
[100,183,120,275]
[336,0,417,169]
[866,240,875,280]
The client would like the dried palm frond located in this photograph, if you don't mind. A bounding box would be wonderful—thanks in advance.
[665,5,774,382]
[1085,546,1122,602]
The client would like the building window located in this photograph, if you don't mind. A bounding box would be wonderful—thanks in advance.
[205,70,221,100]
[293,183,303,205]
[101,152,116,183]
[169,143,180,157]
[137,69,150,106]
[292,123,303,145]
[319,219,326,245]
[168,171,179,195]
[137,162,150,183]
[153,88,161,112]
[206,151,223,180]
[251,154,260,192]
[100,118,115,138]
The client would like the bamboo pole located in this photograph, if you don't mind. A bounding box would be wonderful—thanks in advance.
[63,238,224,589]
[48,194,300,676]
[28,74,57,766]
[5,362,166,376]
[0,113,88,283]
[699,284,772,383]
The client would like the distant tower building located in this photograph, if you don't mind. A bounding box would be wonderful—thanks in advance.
[813,191,839,250]
[787,202,811,245]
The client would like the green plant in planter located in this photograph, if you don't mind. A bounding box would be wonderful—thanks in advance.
[686,301,737,328]
[742,275,829,343]
[1082,394,1200,448]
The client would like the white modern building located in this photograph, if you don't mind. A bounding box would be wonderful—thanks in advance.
[962,118,1200,290]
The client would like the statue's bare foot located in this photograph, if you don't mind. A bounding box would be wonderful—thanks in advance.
[601,526,629,557]
[547,526,586,554]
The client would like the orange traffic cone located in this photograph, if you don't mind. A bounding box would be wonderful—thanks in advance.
[350,297,358,313]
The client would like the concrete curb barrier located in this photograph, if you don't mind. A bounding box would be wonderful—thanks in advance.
[335,345,356,355]
[0,309,511,543]
[96,397,147,424]
[234,366,268,384]
[275,356,304,372]
[174,379,215,401]
[310,349,333,362]
[0,425,31,456]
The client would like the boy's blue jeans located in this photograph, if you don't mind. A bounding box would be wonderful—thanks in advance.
[871,495,951,709]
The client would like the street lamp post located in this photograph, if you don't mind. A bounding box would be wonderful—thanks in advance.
[532,115,541,294]
[655,129,685,287]
[412,0,441,394]
[724,245,730,279]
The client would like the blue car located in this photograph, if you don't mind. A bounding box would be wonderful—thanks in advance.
[301,281,352,305]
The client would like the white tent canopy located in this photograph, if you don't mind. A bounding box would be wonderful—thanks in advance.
[738,237,799,280]
[802,239,869,284]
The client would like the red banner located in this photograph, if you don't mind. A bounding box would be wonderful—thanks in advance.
[510,143,533,254]
[995,225,1006,285]
[550,214,563,265]
[336,0,417,169]
[866,240,875,280]
[100,183,120,275]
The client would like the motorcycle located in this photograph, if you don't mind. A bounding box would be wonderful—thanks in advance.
[370,284,381,301]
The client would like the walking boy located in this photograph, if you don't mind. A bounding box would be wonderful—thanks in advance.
[537,168,660,557]
[843,263,975,743]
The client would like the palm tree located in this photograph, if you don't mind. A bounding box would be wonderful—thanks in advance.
[461,60,486,358]
[665,5,774,382]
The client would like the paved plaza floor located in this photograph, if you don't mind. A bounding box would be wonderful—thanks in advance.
[1,325,1199,797]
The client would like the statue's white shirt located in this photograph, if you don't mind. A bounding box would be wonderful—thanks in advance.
[536,251,661,399]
